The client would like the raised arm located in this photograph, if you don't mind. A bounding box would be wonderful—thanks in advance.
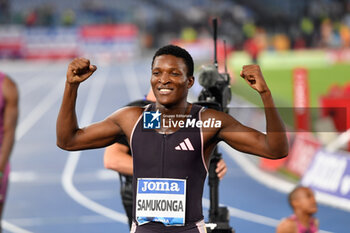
[0,76,18,174]
[217,64,288,159]
[56,58,122,151]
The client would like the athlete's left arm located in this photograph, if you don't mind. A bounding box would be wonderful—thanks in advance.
[216,65,288,159]
[0,76,19,173]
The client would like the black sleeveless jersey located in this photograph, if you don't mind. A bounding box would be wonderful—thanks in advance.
[130,103,208,224]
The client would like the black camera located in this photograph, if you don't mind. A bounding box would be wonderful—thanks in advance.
[197,64,232,113]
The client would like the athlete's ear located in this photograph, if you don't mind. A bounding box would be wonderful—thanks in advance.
[187,76,194,89]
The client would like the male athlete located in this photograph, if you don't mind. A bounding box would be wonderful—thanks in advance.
[0,72,18,232]
[57,45,288,232]
[103,89,228,229]
[276,186,319,233]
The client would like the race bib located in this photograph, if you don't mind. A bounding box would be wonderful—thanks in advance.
[136,178,186,226]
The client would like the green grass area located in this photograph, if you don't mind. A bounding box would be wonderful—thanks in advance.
[230,51,350,106]
[229,51,350,127]
[231,64,350,107]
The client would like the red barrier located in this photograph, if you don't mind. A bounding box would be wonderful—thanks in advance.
[286,132,321,177]
[0,27,23,58]
[320,83,350,150]
[293,68,310,131]
[79,24,138,39]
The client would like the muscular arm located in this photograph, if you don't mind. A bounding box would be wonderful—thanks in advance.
[56,58,122,151]
[260,90,289,157]
[215,65,288,159]
[104,142,133,176]
[0,76,19,173]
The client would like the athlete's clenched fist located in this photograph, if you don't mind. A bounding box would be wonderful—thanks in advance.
[66,58,97,84]
[240,64,269,94]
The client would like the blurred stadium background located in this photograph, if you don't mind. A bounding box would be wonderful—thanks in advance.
[0,0,350,232]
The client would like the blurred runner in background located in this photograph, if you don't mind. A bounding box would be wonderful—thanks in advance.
[276,186,319,233]
[0,72,18,233]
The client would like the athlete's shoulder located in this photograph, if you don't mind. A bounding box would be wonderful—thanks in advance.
[108,106,144,124]
[2,75,18,101]
[106,105,146,136]
[126,99,154,107]
[114,105,145,117]
[199,106,237,124]
[276,218,297,233]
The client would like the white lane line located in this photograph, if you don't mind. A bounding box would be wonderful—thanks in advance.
[10,169,116,184]
[220,143,295,193]
[96,169,117,180]
[121,63,143,100]
[61,67,128,224]
[3,68,65,233]
[62,152,127,223]
[18,63,63,97]
[202,198,279,227]
[2,220,34,233]
[10,171,38,182]
[202,198,333,233]
[226,205,279,227]
[4,214,116,227]
[15,78,65,141]
[20,76,52,98]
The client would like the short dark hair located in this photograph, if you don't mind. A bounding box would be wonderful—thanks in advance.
[288,186,308,209]
[151,44,194,77]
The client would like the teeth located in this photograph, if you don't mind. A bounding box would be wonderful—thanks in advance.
[159,89,172,93]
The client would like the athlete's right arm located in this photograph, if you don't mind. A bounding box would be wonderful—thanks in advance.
[56,58,122,151]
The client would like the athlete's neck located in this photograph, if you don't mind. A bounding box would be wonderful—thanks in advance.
[294,211,313,228]
[155,101,190,116]
[154,101,192,134]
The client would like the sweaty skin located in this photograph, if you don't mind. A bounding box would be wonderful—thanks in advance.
[57,56,288,167]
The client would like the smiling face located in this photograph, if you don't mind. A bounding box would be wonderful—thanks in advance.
[151,54,194,108]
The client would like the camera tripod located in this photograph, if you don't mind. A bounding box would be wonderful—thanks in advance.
[205,147,235,233]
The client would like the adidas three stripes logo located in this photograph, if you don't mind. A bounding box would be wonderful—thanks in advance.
[175,138,194,151]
